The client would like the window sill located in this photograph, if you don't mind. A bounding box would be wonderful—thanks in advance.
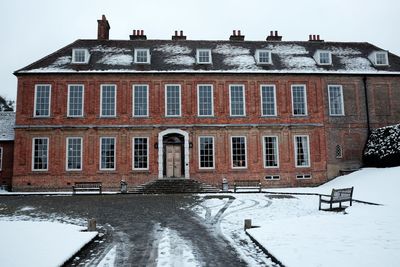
[131,170,150,173]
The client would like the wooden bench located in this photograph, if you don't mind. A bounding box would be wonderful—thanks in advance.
[319,187,354,210]
[233,180,262,193]
[72,182,102,194]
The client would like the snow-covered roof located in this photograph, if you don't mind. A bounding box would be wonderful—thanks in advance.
[14,39,400,75]
[0,112,15,141]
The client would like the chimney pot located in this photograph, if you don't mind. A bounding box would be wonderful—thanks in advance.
[175,30,178,36]
[238,30,241,36]
[317,35,320,40]
[180,30,183,36]
[233,30,236,36]
[266,30,282,41]
[97,14,110,40]
[275,30,278,36]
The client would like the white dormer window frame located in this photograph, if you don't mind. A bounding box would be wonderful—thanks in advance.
[72,49,90,64]
[196,49,212,64]
[375,51,389,66]
[314,50,332,65]
[134,48,151,64]
[256,49,272,64]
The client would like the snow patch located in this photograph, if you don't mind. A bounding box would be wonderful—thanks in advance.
[165,55,195,66]
[97,54,133,66]
[213,44,250,56]
[97,245,117,267]
[267,44,308,55]
[340,56,375,71]
[91,46,130,53]
[283,56,319,69]
[154,44,192,55]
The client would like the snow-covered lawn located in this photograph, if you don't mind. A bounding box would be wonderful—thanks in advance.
[194,167,400,267]
[0,219,97,267]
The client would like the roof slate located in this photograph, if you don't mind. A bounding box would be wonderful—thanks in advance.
[14,39,400,75]
[0,112,15,141]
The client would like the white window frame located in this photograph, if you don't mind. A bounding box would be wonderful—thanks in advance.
[100,137,116,171]
[375,51,389,66]
[328,85,345,116]
[255,49,272,64]
[196,49,212,64]
[132,137,149,170]
[100,84,117,117]
[67,84,84,117]
[72,49,90,64]
[229,84,246,116]
[34,84,51,118]
[66,137,83,171]
[231,136,247,169]
[197,84,214,117]
[134,48,150,64]
[262,135,279,168]
[260,84,277,116]
[314,50,332,65]
[132,84,149,117]
[296,174,312,180]
[0,146,3,171]
[165,84,182,117]
[291,84,308,116]
[294,135,311,168]
[198,136,215,170]
[32,137,49,171]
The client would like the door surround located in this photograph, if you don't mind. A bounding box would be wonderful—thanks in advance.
[158,129,189,179]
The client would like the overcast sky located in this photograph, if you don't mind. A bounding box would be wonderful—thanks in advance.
[0,0,399,100]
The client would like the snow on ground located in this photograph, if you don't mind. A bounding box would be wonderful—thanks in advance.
[0,219,97,267]
[97,245,117,267]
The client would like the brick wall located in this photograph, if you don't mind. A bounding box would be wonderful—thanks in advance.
[0,141,14,189]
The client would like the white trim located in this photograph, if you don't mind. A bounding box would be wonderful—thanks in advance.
[72,49,90,64]
[99,137,116,171]
[134,48,151,64]
[197,84,214,117]
[198,136,215,170]
[132,137,149,170]
[314,50,332,65]
[67,84,84,117]
[34,84,51,118]
[229,84,246,116]
[32,137,49,171]
[369,51,389,66]
[260,84,277,116]
[255,49,272,64]
[165,84,182,117]
[196,49,212,64]
[132,84,149,117]
[262,135,279,168]
[294,135,311,168]
[66,137,83,171]
[230,136,247,169]
[291,84,308,116]
[100,84,117,117]
[0,146,3,171]
[328,85,345,116]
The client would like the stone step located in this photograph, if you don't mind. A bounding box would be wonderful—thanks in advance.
[129,179,220,194]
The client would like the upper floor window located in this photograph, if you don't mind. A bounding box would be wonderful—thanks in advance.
[133,137,149,170]
[328,85,345,116]
[197,85,214,116]
[196,49,212,64]
[34,84,51,117]
[0,147,3,171]
[199,136,215,169]
[229,85,246,116]
[294,135,310,167]
[165,84,181,117]
[263,136,279,168]
[260,85,277,116]
[100,137,116,170]
[375,52,388,65]
[101,84,116,117]
[67,85,84,117]
[72,49,90,64]
[133,85,149,117]
[66,137,82,171]
[134,49,150,64]
[291,85,307,116]
[231,136,247,168]
[32,137,49,171]
[256,50,272,64]
[315,50,332,65]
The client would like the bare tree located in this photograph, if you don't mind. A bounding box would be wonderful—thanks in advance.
[0,95,14,111]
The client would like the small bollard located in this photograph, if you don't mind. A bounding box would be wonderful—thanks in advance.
[244,219,252,230]
[87,218,97,232]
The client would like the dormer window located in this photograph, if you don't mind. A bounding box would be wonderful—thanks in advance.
[375,52,388,65]
[196,49,212,64]
[256,50,272,64]
[314,50,332,65]
[72,49,90,64]
[134,48,150,64]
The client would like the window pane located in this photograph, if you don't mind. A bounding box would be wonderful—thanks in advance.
[133,138,148,169]
[133,85,148,116]
[199,137,214,168]
[232,137,246,168]
[376,53,387,65]
[319,52,330,64]
[198,85,213,116]
[35,85,50,116]
[261,85,276,116]
[68,85,84,117]
[33,138,48,170]
[198,50,210,63]
[101,85,116,116]
[264,136,278,167]
[67,138,82,170]
[74,50,86,63]
[101,138,115,169]
[136,50,149,63]
[329,86,344,115]
[230,85,245,116]
[295,136,310,167]
[166,85,181,116]
[292,86,306,115]
[258,51,270,63]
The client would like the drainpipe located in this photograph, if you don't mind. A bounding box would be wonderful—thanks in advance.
[363,76,371,135]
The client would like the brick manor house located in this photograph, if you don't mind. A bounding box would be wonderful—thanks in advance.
[11,15,400,191]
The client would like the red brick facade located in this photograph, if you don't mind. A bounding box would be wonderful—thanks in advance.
[0,141,14,189]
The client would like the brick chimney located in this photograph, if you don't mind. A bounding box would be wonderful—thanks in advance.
[172,30,187,40]
[229,30,245,41]
[130,29,147,40]
[266,31,282,41]
[97,15,110,40]
[308,34,324,42]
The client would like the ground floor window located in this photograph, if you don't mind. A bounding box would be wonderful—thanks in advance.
[231,136,247,168]
[66,137,82,170]
[199,136,214,169]
[100,137,115,170]
[263,136,279,167]
[133,137,148,170]
[295,135,310,167]
[32,138,48,171]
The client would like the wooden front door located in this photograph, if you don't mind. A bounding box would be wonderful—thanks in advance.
[166,145,182,178]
